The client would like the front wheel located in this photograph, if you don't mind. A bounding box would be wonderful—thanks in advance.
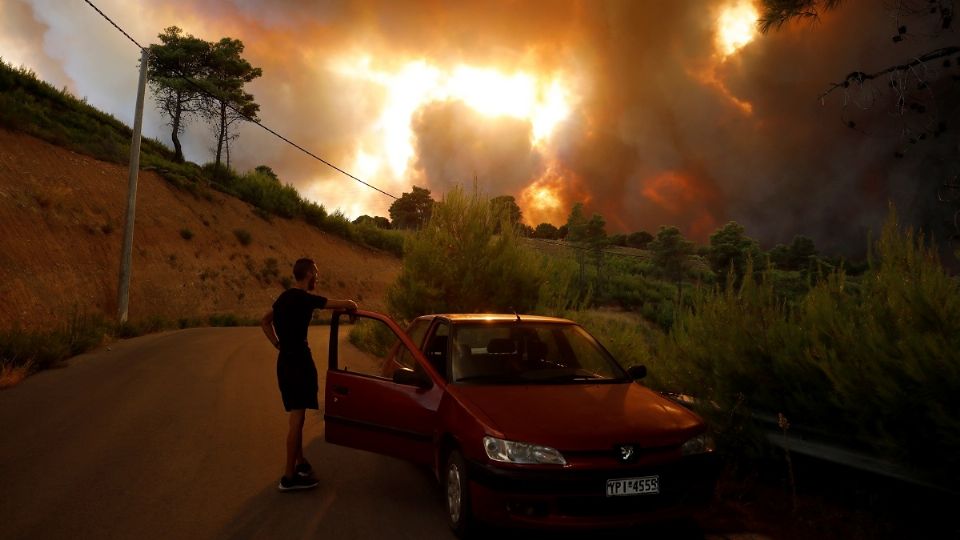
[445,450,474,537]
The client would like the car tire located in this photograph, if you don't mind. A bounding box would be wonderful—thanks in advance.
[445,449,474,538]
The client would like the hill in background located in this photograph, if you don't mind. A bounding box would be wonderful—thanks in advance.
[0,61,401,331]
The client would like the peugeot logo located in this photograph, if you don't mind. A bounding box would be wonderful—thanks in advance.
[618,445,635,462]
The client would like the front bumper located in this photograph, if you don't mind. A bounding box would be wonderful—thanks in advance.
[466,453,720,528]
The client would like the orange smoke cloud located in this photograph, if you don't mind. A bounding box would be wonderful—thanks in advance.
[5,0,951,254]
[642,171,695,213]
[640,170,719,241]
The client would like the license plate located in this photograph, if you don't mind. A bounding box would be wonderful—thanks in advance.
[606,475,660,497]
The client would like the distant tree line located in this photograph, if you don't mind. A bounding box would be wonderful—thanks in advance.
[381,184,828,287]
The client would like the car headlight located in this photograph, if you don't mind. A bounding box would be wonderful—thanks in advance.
[680,433,716,456]
[483,436,567,465]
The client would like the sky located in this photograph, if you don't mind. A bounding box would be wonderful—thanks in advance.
[2,0,958,254]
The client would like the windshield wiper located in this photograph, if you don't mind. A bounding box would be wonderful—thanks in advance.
[454,374,523,384]
[521,370,606,383]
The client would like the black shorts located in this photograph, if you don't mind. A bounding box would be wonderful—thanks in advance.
[276,349,319,412]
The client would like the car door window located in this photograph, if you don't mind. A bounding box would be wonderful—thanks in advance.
[394,319,431,370]
[423,322,450,380]
[340,316,421,379]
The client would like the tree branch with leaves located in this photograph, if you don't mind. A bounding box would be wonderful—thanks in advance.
[200,37,262,171]
[146,27,209,163]
[759,0,960,241]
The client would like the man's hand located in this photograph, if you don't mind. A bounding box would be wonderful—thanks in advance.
[327,299,358,311]
[261,309,280,350]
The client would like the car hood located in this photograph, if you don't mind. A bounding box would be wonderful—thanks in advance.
[450,382,703,451]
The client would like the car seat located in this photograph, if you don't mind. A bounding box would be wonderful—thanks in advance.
[424,335,448,378]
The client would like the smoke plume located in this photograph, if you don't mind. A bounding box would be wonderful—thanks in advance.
[2,0,957,255]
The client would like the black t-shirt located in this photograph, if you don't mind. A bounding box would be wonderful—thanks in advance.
[272,288,328,351]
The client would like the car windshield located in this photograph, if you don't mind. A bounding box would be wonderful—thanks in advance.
[449,322,629,384]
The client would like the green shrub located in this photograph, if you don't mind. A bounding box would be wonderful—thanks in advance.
[141,153,204,183]
[208,314,241,327]
[0,60,175,170]
[654,209,960,479]
[179,228,194,240]
[233,229,252,246]
[569,310,658,371]
[355,223,405,257]
[0,310,263,387]
[260,258,280,283]
[537,256,591,315]
[0,311,110,380]
[388,186,543,321]
[301,201,327,228]
[320,210,357,241]
[178,317,202,329]
[252,207,273,222]
[798,214,960,478]
[202,162,238,183]
[115,315,168,338]
[534,244,688,329]
[222,168,303,218]
[598,272,685,328]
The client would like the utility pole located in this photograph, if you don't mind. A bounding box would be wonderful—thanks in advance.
[117,47,149,323]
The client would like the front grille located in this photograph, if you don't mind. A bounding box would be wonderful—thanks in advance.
[564,444,678,463]
[555,493,676,517]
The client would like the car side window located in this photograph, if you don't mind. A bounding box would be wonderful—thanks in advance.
[339,316,423,379]
[422,322,450,380]
[394,319,431,370]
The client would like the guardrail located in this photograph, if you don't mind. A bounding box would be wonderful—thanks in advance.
[662,392,956,494]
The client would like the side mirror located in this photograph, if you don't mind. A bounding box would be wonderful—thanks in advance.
[392,367,433,390]
[627,365,647,381]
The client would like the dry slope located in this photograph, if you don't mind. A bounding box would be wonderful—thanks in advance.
[0,129,400,331]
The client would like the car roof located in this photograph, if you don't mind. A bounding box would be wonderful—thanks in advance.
[414,313,575,324]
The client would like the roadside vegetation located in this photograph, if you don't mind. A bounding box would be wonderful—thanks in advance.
[0,311,259,389]
[375,188,959,489]
[651,212,960,480]
[560,210,958,484]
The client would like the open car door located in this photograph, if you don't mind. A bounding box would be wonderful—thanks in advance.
[323,310,444,466]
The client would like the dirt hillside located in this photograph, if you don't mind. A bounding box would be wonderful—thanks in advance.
[0,128,400,331]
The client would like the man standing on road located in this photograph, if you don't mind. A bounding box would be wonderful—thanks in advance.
[261,258,357,491]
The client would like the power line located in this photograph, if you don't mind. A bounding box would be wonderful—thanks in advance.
[82,0,143,49]
[174,73,398,199]
[82,0,398,200]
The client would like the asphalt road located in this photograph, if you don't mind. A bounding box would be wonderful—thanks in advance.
[0,327,456,540]
[0,328,764,540]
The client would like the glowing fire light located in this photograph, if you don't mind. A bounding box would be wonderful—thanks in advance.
[520,164,570,226]
[692,1,759,115]
[716,1,759,57]
[331,56,573,181]
[526,181,562,212]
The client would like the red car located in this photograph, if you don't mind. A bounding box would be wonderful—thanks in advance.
[324,310,719,536]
